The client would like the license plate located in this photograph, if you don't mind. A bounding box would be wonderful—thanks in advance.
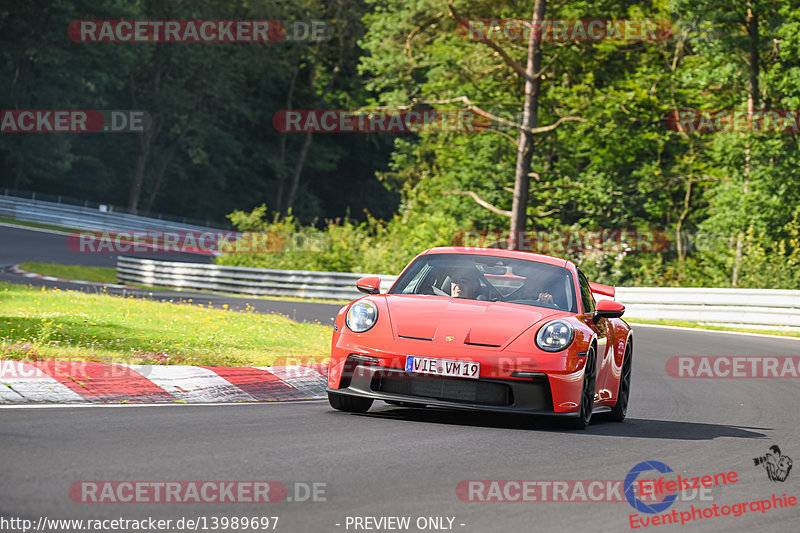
[405,356,480,379]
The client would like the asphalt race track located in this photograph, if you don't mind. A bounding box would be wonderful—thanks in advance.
[0,223,215,268]
[2,225,799,532]
[2,327,799,532]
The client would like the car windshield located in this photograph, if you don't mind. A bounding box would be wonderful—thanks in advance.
[388,253,577,313]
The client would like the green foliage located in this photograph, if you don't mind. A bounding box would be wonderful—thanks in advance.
[218,0,800,290]
[0,0,398,225]
[217,203,462,274]
[2,0,798,288]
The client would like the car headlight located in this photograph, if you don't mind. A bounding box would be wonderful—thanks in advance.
[346,301,378,332]
[535,320,574,352]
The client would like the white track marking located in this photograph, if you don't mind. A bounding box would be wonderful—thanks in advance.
[256,365,328,399]
[0,383,25,402]
[0,398,328,409]
[0,221,73,236]
[121,364,256,403]
[0,361,86,403]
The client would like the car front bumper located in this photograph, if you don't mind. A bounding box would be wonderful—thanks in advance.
[328,362,583,417]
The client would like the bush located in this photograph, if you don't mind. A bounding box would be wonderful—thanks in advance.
[217,205,800,289]
[215,205,464,275]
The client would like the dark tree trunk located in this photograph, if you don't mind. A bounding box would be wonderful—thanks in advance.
[509,0,546,249]
[733,2,760,286]
[285,130,313,212]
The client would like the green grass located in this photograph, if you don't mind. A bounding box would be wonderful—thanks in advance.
[20,262,117,284]
[627,318,800,338]
[0,217,75,233]
[0,282,332,366]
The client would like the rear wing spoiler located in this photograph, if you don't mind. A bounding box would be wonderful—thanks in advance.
[589,282,615,298]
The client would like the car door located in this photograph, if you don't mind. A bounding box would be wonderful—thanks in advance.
[577,270,612,402]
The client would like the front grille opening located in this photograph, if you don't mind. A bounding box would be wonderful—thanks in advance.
[522,374,554,412]
[373,372,513,406]
[339,356,362,388]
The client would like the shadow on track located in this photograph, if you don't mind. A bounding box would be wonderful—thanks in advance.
[344,406,769,441]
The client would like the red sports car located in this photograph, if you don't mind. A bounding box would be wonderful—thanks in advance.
[326,247,633,428]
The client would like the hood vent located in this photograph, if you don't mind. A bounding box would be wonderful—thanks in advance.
[464,341,502,348]
[398,335,433,342]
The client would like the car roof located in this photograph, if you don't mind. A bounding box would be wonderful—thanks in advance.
[422,247,575,270]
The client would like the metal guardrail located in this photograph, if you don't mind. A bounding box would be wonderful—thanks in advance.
[0,191,230,232]
[117,257,800,327]
[611,288,800,328]
[117,257,398,300]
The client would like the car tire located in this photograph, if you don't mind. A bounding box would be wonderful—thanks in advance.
[328,391,373,413]
[608,341,632,422]
[564,346,596,430]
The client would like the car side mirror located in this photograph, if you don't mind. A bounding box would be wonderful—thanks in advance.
[356,276,381,295]
[593,299,625,321]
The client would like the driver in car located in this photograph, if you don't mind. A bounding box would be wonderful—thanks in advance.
[519,277,554,305]
[450,267,481,299]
